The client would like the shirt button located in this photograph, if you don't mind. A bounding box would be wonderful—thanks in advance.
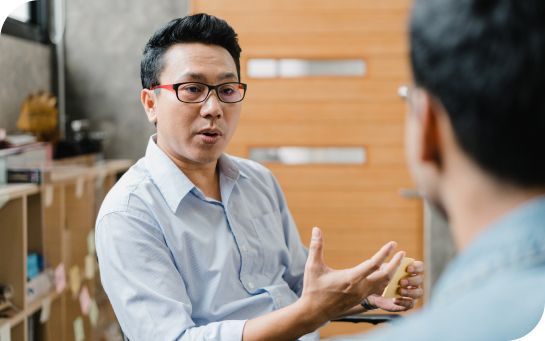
[248,282,255,290]
[241,245,247,253]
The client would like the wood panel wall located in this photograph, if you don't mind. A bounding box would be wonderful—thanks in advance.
[191,1,423,337]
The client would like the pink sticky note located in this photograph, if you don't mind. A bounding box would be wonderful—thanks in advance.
[79,286,91,315]
[55,263,66,293]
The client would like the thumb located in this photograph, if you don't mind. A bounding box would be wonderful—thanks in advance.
[307,227,324,267]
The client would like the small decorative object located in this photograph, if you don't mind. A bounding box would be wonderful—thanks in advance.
[0,284,19,318]
[17,91,59,142]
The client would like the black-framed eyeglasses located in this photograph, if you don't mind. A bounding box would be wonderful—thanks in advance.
[150,81,248,103]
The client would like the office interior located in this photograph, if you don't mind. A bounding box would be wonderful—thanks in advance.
[0,0,456,340]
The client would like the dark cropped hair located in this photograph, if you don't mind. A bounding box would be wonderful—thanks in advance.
[410,0,545,187]
[140,13,242,89]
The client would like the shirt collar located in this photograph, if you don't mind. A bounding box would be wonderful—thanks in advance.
[217,153,249,181]
[144,135,248,212]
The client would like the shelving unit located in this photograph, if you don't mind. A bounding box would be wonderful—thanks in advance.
[0,159,132,341]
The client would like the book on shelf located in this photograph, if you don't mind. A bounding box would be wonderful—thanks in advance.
[7,168,51,184]
[0,142,52,185]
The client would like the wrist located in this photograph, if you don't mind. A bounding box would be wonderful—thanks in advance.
[293,297,328,334]
[361,297,378,311]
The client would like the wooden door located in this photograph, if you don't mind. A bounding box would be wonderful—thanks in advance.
[191,1,422,337]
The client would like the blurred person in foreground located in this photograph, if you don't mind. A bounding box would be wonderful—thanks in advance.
[337,0,545,340]
[95,13,424,341]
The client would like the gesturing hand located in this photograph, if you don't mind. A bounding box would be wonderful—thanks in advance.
[367,259,425,312]
[300,227,405,324]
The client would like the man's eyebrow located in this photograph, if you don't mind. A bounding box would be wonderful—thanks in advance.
[176,72,238,83]
[218,72,238,81]
[178,73,206,81]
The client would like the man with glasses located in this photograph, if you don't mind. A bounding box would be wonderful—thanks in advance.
[95,13,424,341]
[337,0,545,340]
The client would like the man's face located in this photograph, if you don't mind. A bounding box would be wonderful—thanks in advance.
[147,43,242,167]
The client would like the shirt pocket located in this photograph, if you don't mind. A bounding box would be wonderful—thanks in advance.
[251,211,290,275]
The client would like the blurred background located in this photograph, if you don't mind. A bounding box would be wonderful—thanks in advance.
[0,0,455,339]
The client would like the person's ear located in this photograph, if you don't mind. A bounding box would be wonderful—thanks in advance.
[419,91,443,169]
[141,89,158,124]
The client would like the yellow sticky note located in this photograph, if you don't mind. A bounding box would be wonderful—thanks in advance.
[85,255,95,280]
[89,299,99,327]
[69,266,81,297]
[44,185,54,207]
[74,317,84,341]
[40,297,52,323]
[0,194,9,210]
[0,323,10,341]
[382,257,415,298]
[87,230,96,256]
[75,177,85,198]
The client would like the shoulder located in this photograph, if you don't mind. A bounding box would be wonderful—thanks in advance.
[97,158,160,223]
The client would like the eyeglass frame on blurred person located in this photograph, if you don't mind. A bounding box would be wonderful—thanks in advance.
[150,81,248,104]
[398,85,411,101]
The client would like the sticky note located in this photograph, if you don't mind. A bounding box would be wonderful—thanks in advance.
[44,185,54,207]
[0,194,10,210]
[89,299,99,327]
[95,169,107,190]
[75,177,85,198]
[0,323,10,341]
[73,317,84,341]
[382,257,415,298]
[79,286,90,315]
[40,297,52,323]
[54,263,66,294]
[85,255,95,280]
[87,230,96,256]
[69,266,81,297]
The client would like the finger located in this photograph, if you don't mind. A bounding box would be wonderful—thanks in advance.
[353,241,397,277]
[366,250,405,282]
[399,287,424,299]
[400,275,423,288]
[306,227,324,266]
[407,260,424,274]
[393,297,415,310]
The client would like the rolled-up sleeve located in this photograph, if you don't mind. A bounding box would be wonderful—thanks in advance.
[95,209,246,341]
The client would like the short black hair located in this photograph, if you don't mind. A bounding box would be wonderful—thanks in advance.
[140,13,242,89]
[410,0,545,187]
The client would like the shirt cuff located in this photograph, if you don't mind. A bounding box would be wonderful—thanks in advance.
[204,319,247,341]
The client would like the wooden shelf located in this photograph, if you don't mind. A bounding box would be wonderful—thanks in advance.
[0,184,39,202]
[0,289,61,329]
[0,158,132,341]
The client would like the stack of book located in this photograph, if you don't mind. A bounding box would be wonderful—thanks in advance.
[0,140,52,184]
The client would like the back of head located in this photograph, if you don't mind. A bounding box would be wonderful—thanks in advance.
[410,0,545,188]
[140,13,242,90]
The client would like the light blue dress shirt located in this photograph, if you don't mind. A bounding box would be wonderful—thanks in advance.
[337,196,545,341]
[95,136,319,341]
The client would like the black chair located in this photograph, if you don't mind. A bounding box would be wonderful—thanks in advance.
[333,313,402,325]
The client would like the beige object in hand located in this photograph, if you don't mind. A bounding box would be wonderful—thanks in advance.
[382,257,415,298]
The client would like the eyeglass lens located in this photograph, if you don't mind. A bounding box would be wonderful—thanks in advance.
[177,82,245,103]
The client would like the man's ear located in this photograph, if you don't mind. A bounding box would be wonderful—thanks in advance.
[419,91,443,169]
[141,89,158,124]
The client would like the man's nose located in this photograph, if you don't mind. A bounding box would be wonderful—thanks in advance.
[200,91,223,119]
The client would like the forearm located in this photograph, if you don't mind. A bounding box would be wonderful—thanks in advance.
[242,298,324,341]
